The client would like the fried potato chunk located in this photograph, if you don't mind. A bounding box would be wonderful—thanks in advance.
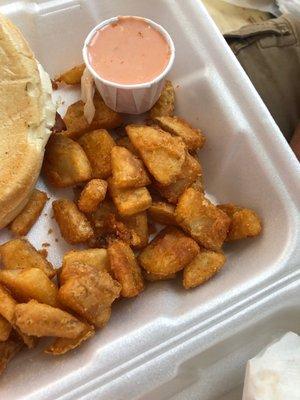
[0,284,17,324]
[108,178,152,216]
[0,315,12,342]
[78,179,108,213]
[111,146,150,189]
[139,227,199,276]
[218,204,262,241]
[15,300,87,338]
[116,136,138,155]
[190,175,204,193]
[64,94,123,139]
[9,189,48,236]
[183,250,226,289]
[120,212,149,248]
[0,337,23,375]
[0,239,55,279]
[88,200,116,236]
[78,129,116,179]
[156,153,202,204]
[61,249,110,284]
[144,271,176,282]
[56,64,85,85]
[148,202,176,225]
[149,80,175,119]
[58,265,120,327]
[126,125,186,185]
[45,324,95,355]
[44,134,92,187]
[108,240,144,297]
[53,199,94,244]
[175,188,231,251]
[0,268,58,307]
[154,116,205,151]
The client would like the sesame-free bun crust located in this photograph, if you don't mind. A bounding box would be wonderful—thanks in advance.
[0,14,54,229]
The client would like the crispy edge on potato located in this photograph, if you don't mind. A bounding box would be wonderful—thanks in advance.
[0,337,23,375]
[175,188,231,251]
[126,124,186,186]
[108,177,152,217]
[144,271,176,282]
[14,300,87,338]
[111,146,150,189]
[78,179,108,213]
[0,315,12,342]
[63,94,123,139]
[45,324,95,355]
[139,227,200,276]
[116,136,138,155]
[53,199,94,244]
[149,80,175,119]
[108,240,144,298]
[56,64,85,85]
[183,249,226,289]
[153,116,205,151]
[120,212,149,249]
[78,129,116,179]
[9,189,48,236]
[148,202,176,225]
[43,134,92,187]
[0,239,55,279]
[0,268,58,307]
[218,204,262,241]
[156,153,202,204]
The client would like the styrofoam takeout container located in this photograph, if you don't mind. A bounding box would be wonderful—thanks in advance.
[83,16,175,114]
[0,0,299,399]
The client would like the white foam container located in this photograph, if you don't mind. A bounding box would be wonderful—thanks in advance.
[0,1,299,399]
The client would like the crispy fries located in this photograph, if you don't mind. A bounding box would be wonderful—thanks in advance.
[149,80,175,119]
[120,212,149,248]
[78,179,108,213]
[175,188,231,251]
[78,129,116,179]
[56,64,85,85]
[139,227,199,276]
[183,250,226,289]
[53,199,94,244]
[126,124,186,185]
[9,189,48,236]
[148,201,176,225]
[44,134,92,187]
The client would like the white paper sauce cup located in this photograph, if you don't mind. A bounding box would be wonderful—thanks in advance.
[83,16,175,114]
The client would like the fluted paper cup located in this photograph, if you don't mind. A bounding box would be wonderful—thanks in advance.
[83,16,175,114]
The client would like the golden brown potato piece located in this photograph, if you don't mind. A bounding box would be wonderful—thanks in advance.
[108,240,144,297]
[111,146,150,189]
[148,202,176,225]
[9,189,48,236]
[154,116,205,151]
[116,136,138,155]
[56,64,85,85]
[61,249,110,284]
[108,178,152,217]
[144,271,176,282]
[218,204,262,241]
[78,179,108,213]
[44,134,92,187]
[139,227,199,276]
[45,324,95,355]
[120,212,149,248]
[0,337,23,375]
[58,265,120,327]
[0,284,17,324]
[149,80,175,119]
[175,188,231,251]
[53,199,94,244]
[156,153,202,204]
[14,300,87,338]
[0,315,12,342]
[78,129,116,179]
[64,94,123,139]
[190,175,204,193]
[183,250,226,289]
[126,125,186,185]
[0,239,55,278]
[0,268,58,307]
[88,200,116,235]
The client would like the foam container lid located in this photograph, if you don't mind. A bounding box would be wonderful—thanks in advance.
[0,1,299,399]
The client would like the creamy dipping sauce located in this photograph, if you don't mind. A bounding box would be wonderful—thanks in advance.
[88,17,171,85]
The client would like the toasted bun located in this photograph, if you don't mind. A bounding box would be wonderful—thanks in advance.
[0,14,55,229]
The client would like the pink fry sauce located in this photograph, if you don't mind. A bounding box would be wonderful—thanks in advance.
[88,17,171,85]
